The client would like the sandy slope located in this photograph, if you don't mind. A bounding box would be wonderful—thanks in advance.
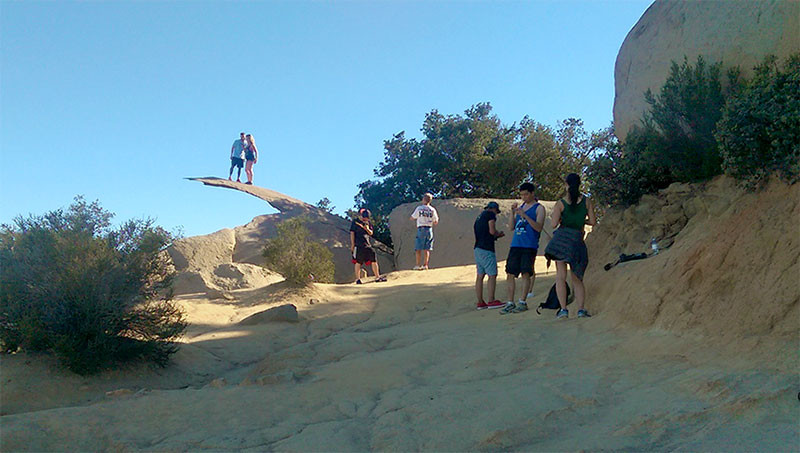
[2,261,797,451]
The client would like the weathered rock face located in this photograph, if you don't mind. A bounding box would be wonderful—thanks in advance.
[168,177,393,293]
[389,198,559,271]
[614,0,800,140]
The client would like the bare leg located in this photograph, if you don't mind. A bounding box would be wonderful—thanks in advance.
[526,255,537,296]
[371,261,381,278]
[245,161,254,183]
[506,273,516,302]
[475,273,485,303]
[487,275,498,302]
[555,261,568,310]
[423,250,431,268]
[354,263,362,282]
[571,270,586,310]
[415,250,421,268]
[520,274,531,301]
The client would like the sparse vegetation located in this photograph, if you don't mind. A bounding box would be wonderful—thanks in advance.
[717,54,800,186]
[262,217,335,285]
[0,197,186,375]
[587,54,798,208]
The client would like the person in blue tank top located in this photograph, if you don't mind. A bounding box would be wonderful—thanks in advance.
[500,182,546,314]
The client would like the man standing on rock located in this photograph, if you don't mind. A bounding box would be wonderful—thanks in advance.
[474,201,505,310]
[350,208,387,284]
[228,132,246,182]
[500,182,545,315]
[410,193,439,270]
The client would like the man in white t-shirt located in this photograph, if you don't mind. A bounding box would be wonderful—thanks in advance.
[410,193,439,270]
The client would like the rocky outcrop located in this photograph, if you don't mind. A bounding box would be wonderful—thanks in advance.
[584,176,799,338]
[614,0,800,140]
[168,178,393,293]
[389,198,559,271]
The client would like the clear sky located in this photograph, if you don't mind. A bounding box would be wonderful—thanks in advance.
[1,0,652,237]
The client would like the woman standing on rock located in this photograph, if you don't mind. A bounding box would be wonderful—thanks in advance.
[544,173,596,319]
[244,134,259,185]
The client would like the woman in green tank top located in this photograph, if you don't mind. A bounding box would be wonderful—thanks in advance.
[544,173,596,319]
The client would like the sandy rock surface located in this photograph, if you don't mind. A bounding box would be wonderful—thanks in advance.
[169,178,393,290]
[389,198,557,271]
[2,179,797,451]
[613,0,800,140]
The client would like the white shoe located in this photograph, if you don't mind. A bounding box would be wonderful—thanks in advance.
[412,266,421,270]
[527,292,534,299]
[422,265,429,270]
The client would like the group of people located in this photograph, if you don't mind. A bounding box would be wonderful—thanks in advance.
[348,174,594,319]
[473,173,595,319]
[228,132,259,185]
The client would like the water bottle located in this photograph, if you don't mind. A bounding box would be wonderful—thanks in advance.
[650,238,659,255]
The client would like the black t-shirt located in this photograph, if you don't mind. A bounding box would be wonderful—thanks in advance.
[474,210,497,252]
[350,220,372,248]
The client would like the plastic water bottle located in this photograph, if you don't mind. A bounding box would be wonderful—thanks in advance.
[650,238,659,255]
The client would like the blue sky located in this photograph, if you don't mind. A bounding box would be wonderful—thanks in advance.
[1,0,652,237]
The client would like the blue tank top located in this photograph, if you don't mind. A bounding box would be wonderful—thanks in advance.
[510,202,541,249]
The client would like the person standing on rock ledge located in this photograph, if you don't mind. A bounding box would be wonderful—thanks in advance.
[228,132,246,183]
[350,208,387,284]
[410,193,439,270]
[244,134,259,185]
[544,173,596,319]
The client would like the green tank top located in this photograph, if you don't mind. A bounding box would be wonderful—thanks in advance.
[560,197,587,230]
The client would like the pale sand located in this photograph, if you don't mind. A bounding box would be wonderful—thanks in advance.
[2,260,797,451]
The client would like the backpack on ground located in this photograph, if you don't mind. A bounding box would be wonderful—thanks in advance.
[536,283,572,314]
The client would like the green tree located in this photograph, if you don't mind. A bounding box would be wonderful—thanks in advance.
[356,103,589,245]
[717,54,800,186]
[0,197,186,374]
[263,217,335,285]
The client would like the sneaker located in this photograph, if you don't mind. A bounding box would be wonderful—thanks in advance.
[236,179,241,183]
[245,181,253,185]
[512,301,529,313]
[486,300,505,309]
[577,309,591,318]
[499,302,516,315]
[526,292,534,300]
[375,276,387,282]
[556,308,569,319]
[412,266,421,270]
[476,302,489,310]
[422,265,429,270]
[355,279,363,285]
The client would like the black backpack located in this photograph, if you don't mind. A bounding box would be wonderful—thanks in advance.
[536,283,572,314]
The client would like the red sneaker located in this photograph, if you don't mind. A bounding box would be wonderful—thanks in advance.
[486,300,505,309]
[476,302,489,310]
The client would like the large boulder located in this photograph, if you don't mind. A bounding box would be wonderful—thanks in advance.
[169,178,393,292]
[389,198,558,271]
[613,0,800,141]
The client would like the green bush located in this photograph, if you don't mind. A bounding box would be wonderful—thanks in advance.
[263,217,335,285]
[717,54,800,186]
[0,197,186,374]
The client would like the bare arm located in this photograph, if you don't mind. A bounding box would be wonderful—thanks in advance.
[509,203,517,230]
[489,219,498,236]
[252,144,258,162]
[350,231,355,250]
[517,204,545,232]
[550,200,563,229]
[586,197,597,226]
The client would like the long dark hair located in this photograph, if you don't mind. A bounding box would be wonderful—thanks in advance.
[566,173,581,206]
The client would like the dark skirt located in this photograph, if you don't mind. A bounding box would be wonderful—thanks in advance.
[544,227,588,280]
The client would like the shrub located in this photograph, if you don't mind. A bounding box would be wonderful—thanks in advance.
[262,217,335,285]
[717,54,800,186]
[0,197,186,374]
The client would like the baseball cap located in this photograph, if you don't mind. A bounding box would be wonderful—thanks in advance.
[485,201,501,212]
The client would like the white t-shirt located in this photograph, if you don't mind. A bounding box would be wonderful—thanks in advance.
[411,204,439,227]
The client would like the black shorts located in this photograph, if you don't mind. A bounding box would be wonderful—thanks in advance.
[352,246,376,265]
[505,247,536,277]
[231,157,244,168]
